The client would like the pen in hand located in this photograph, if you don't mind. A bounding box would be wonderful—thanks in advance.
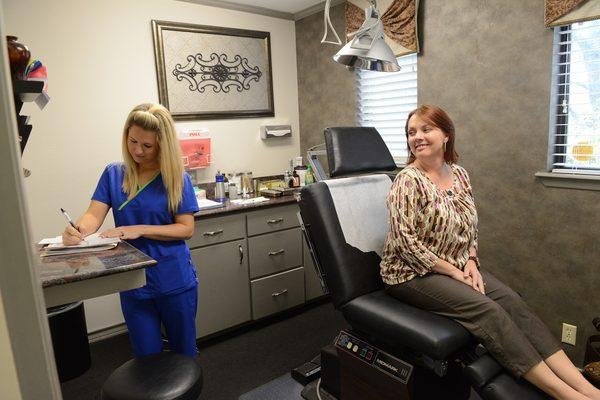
[60,208,85,242]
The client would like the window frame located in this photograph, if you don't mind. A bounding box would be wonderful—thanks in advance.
[537,22,600,191]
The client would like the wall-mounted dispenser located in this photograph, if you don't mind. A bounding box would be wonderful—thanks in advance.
[260,125,292,140]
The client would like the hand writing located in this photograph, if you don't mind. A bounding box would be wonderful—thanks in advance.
[62,224,84,245]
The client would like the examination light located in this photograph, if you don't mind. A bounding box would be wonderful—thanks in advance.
[322,0,400,72]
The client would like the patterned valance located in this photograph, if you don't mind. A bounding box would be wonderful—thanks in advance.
[346,0,419,57]
[545,0,600,27]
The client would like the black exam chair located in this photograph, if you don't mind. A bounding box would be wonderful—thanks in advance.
[101,353,203,400]
[298,126,550,400]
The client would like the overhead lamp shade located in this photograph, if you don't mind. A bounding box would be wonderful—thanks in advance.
[347,0,420,57]
[333,35,401,72]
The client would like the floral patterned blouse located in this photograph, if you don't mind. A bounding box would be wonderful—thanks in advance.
[380,164,478,285]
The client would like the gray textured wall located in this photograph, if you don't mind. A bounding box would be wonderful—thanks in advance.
[296,0,600,364]
[296,3,356,159]
[419,0,600,364]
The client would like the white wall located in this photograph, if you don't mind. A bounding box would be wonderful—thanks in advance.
[4,0,300,332]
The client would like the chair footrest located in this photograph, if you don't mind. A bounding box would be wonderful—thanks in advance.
[465,356,551,400]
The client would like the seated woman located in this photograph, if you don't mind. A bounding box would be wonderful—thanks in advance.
[381,105,600,400]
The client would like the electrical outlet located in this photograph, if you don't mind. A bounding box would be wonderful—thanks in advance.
[561,323,577,346]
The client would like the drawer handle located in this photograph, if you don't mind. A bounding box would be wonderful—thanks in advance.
[203,229,224,237]
[268,249,285,256]
[271,289,288,297]
[238,245,244,264]
[267,218,283,224]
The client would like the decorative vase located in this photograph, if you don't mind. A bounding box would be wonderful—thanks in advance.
[6,36,31,80]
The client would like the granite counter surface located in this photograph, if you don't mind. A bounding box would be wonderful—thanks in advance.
[194,194,299,218]
[37,241,156,288]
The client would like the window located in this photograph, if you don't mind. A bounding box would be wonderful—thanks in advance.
[356,54,417,165]
[550,20,600,174]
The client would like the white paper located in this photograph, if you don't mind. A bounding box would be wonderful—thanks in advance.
[38,236,63,245]
[44,232,120,250]
[230,197,270,205]
[324,175,392,256]
[197,198,225,210]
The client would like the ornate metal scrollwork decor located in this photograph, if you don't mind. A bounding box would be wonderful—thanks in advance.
[173,53,262,94]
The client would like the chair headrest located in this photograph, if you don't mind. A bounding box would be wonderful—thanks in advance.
[325,127,397,178]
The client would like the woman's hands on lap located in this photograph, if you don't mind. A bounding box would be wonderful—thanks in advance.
[462,261,485,295]
[449,269,474,288]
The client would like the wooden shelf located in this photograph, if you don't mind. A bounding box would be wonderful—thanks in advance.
[13,79,44,100]
[12,79,44,154]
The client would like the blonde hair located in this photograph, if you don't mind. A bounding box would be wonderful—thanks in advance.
[121,103,184,214]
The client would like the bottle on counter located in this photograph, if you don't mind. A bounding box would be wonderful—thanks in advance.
[295,165,308,187]
[228,182,239,199]
[305,165,315,185]
[292,169,300,188]
[284,170,293,188]
[215,171,227,202]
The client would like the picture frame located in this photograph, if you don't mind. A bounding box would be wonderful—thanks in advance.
[151,20,274,120]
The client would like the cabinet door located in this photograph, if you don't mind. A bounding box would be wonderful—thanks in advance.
[191,239,251,338]
[304,240,325,301]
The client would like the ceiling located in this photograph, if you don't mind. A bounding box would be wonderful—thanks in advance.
[223,0,325,14]
[180,0,346,20]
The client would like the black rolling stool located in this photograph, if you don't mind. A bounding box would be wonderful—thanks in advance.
[101,353,203,400]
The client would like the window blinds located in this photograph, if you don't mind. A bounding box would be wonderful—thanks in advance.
[550,20,600,174]
[356,54,417,165]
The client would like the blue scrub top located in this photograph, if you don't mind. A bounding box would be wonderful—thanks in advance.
[92,163,200,299]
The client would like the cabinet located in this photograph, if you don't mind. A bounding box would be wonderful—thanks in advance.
[189,202,325,339]
[191,239,250,338]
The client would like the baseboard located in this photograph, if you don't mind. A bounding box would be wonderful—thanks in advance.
[88,323,128,343]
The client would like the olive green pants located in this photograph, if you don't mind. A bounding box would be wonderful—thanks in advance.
[386,269,562,377]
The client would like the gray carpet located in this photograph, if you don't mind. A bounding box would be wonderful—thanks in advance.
[240,373,483,400]
[239,373,303,400]
[61,300,348,400]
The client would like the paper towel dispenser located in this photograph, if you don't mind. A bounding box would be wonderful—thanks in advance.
[260,125,292,139]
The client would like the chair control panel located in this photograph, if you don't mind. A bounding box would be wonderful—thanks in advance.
[335,330,413,384]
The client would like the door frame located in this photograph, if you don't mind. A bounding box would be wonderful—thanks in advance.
[0,1,62,398]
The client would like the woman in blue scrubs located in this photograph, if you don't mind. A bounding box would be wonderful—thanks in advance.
[62,103,200,358]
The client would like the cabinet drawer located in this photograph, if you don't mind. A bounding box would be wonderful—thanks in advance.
[246,204,299,236]
[251,267,305,320]
[248,228,302,279]
[191,240,251,338]
[188,214,245,248]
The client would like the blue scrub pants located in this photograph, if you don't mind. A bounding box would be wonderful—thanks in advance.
[120,285,198,358]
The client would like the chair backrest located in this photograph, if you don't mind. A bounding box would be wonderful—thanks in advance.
[299,126,396,308]
[325,127,397,178]
[299,181,385,308]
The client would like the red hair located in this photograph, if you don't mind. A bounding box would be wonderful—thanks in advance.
[405,105,459,164]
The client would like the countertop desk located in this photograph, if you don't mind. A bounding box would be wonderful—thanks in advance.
[37,241,156,307]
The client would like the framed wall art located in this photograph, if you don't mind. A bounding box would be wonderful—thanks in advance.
[151,20,274,120]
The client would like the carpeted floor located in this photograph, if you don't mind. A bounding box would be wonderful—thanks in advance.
[60,300,348,400]
[61,299,484,400]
